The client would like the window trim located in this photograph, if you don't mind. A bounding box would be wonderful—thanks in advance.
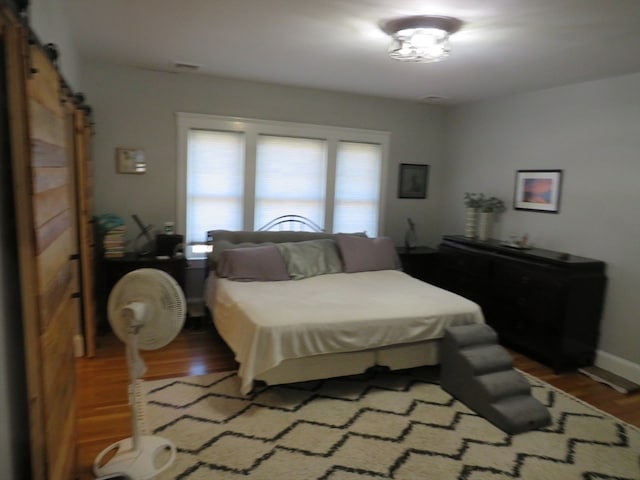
[176,112,390,243]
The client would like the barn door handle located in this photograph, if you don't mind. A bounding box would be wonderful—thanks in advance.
[71,292,80,299]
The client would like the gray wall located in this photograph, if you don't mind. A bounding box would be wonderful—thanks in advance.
[83,60,445,248]
[442,72,640,382]
[29,0,81,90]
[83,60,640,381]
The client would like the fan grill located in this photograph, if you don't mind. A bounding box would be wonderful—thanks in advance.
[107,268,186,350]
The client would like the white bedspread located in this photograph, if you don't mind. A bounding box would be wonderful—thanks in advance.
[211,270,484,394]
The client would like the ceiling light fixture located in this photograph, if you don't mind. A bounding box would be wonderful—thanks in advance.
[381,15,463,63]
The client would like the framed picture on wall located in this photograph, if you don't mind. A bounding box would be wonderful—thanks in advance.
[116,147,147,174]
[398,163,429,199]
[514,169,563,213]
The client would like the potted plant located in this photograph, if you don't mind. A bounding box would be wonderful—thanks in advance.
[477,196,505,240]
[463,193,485,238]
[464,192,485,209]
[480,196,505,213]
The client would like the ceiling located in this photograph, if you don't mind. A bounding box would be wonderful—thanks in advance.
[61,0,640,104]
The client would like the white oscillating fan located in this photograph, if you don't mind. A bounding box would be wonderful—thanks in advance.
[94,268,186,480]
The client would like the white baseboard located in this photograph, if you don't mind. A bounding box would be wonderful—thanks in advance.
[594,350,640,385]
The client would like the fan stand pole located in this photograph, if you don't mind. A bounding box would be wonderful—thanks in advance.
[93,330,177,480]
[127,330,143,452]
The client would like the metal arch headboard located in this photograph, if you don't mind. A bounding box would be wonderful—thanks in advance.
[258,215,324,232]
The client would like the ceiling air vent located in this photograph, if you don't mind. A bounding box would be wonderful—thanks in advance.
[420,95,448,103]
[173,61,201,72]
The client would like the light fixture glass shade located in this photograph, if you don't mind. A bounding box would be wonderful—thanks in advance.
[381,15,463,63]
[388,27,450,62]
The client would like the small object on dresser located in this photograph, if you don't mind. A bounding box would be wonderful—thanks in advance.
[500,234,532,250]
[102,226,126,258]
[519,234,528,246]
[463,193,484,238]
[404,217,417,250]
[97,214,126,258]
[132,214,154,256]
[156,234,184,257]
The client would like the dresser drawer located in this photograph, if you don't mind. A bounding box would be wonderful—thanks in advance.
[492,263,564,325]
[498,322,561,365]
[437,267,486,303]
[488,293,562,331]
[492,262,564,291]
[438,246,491,276]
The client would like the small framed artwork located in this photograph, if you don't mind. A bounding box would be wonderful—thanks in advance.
[116,147,146,174]
[514,169,563,213]
[398,163,429,199]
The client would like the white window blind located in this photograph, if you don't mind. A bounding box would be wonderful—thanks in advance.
[186,129,244,244]
[334,141,382,237]
[177,113,390,256]
[255,135,327,230]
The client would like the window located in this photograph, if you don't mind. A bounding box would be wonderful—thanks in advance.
[255,135,327,229]
[186,129,244,237]
[334,141,382,235]
[177,113,389,257]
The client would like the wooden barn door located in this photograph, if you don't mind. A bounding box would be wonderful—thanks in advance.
[5,16,79,480]
[73,108,96,357]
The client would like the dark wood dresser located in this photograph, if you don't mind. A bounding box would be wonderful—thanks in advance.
[433,235,607,371]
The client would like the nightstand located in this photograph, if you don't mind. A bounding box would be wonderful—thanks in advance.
[97,254,187,332]
[396,246,438,282]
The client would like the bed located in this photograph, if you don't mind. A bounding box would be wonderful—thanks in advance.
[205,225,484,395]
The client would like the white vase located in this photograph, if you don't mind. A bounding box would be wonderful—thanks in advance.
[404,225,417,249]
[477,212,493,241]
[464,208,479,238]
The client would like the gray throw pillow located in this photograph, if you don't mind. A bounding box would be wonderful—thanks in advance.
[337,234,401,273]
[217,244,290,281]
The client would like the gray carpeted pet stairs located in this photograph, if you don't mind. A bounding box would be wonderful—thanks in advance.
[440,323,551,434]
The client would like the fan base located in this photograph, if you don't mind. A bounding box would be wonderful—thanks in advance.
[93,435,176,480]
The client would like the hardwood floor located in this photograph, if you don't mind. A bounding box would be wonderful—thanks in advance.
[75,323,640,480]
[75,323,237,480]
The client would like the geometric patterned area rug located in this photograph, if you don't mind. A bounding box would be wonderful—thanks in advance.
[142,367,640,480]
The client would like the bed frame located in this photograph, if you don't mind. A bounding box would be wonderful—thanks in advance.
[257,214,325,232]
[205,224,443,388]
[253,340,441,386]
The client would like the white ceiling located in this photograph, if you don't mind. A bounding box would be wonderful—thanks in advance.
[61,0,640,104]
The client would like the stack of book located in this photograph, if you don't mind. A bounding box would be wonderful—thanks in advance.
[96,213,126,259]
[103,226,126,258]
